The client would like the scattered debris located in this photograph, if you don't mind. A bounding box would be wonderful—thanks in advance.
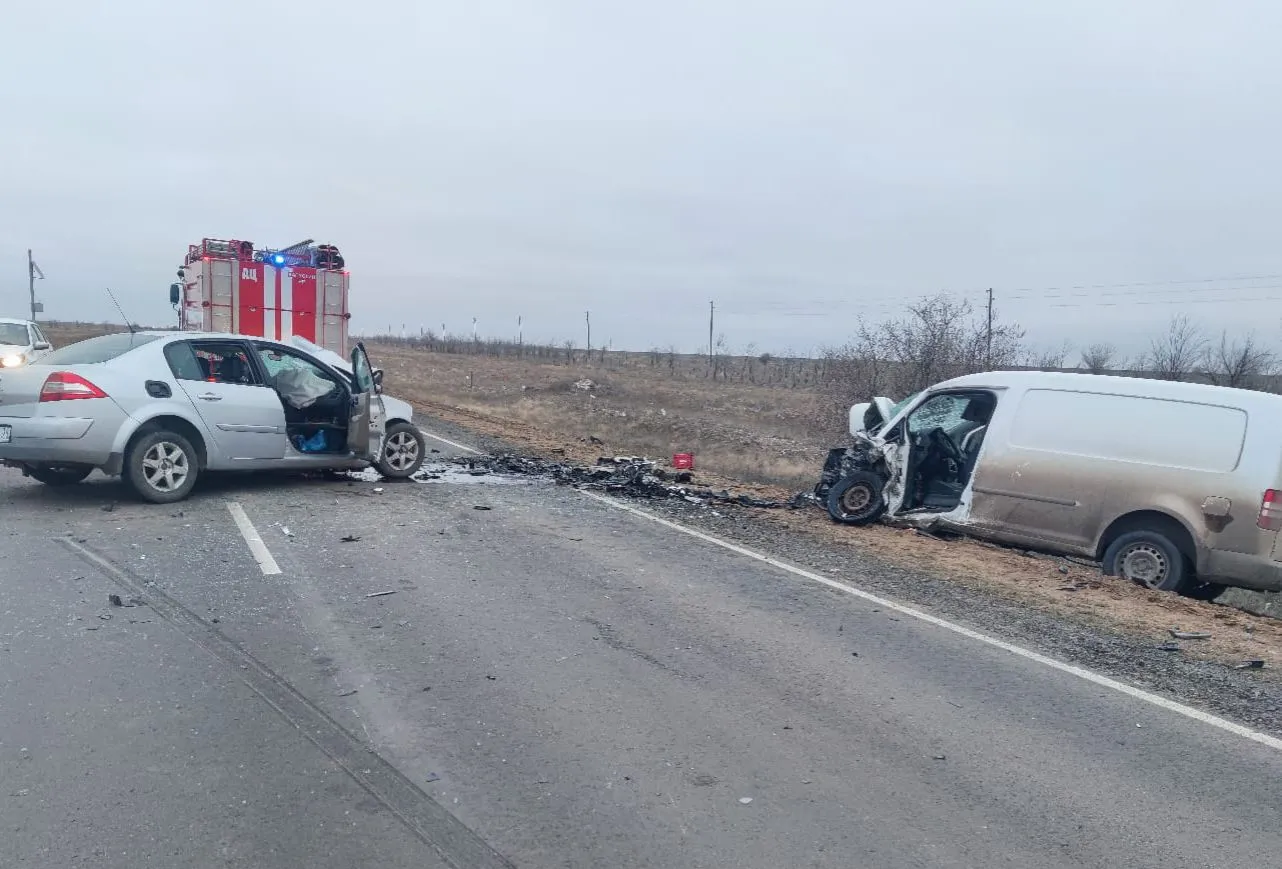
[341,535,362,543]
[101,503,115,513]
[369,623,383,630]
[1169,629,1212,640]
[373,487,384,494]
[473,505,493,511]
[931,755,946,761]
[366,590,397,598]
[425,772,441,783]
[1157,641,1181,652]
[1057,565,1070,575]
[281,526,294,537]
[738,797,753,805]
[338,688,358,697]
[97,613,111,621]
[691,774,718,786]
[1057,585,1079,592]
[1235,659,1266,670]
[485,674,497,680]
[446,454,809,510]
[574,378,596,391]
[108,594,123,607]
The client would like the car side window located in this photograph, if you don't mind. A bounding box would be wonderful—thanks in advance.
[163,342,205,381]
[178,341,262,385]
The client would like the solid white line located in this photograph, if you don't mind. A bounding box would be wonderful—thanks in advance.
[579,490,1282,753]
[418,428,481,454]
[226,501,282,576]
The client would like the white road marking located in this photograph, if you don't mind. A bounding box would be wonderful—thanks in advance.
[418,428,481,454]
[579,491,1282,753]
[226,501,282,576]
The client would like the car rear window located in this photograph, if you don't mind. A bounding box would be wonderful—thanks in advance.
[41,332,162,365]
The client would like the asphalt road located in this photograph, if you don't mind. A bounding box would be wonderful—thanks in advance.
[2,432,1281,868]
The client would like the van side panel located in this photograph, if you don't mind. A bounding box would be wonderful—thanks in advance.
[968,388,1255,561]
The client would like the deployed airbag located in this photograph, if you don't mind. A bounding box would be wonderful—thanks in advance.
[272,367,335,409]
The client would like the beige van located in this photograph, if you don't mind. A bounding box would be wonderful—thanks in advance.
[818,370,1282,598]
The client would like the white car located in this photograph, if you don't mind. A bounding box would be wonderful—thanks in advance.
[0,318,54,368]
[0,331,426,503]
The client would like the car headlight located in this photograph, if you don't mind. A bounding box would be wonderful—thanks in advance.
[1,354,24,368]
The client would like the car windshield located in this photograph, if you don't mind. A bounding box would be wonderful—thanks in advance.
[41,332,162,364]
[0,323,29,346]
[888,392,921,419]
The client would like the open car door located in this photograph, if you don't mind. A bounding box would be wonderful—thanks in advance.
[347,342,387,460]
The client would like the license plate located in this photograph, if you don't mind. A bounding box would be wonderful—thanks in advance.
[0,425,9,444]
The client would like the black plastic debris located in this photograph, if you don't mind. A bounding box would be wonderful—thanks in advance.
[108,594,123,607]
[1235,659,1266,669]
[445,453,810,511]
[1169,629,1212,640]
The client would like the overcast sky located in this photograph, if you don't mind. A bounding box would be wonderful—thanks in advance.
[4,1,1282,360]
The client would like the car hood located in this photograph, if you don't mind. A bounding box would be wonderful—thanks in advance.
[0,343,30,355]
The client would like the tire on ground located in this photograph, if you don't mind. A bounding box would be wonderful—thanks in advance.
[826,470,888,526]
[1102,528,1190,593]
[375,422,426,479]
[126,429,200,504]
[26,465,93,486]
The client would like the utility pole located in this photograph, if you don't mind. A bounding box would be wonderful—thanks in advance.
[585,310,591,355]
[985,287,994,369]
[708,300,715,375]
[27,250,44,322]
[472,317,478,342]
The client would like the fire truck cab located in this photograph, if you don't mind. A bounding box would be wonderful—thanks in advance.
[170,238,351,356]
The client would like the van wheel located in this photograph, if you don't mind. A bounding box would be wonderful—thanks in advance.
[1102,530,1189,592]
[375,423,425,479]
[826,471,887,526]
[26,464,93,486]
[126,430,199,504]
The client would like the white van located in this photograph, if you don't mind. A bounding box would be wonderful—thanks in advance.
[820,370,1282,598]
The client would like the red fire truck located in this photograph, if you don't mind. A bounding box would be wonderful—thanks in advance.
[170,238,351,355]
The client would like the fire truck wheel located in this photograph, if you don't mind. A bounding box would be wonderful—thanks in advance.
[376,423,425,479]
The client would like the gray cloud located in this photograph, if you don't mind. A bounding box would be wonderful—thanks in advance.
[4,1,1281,358]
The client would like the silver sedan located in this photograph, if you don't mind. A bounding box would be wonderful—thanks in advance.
[0,331,426,502]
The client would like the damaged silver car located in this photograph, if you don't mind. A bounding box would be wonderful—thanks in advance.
[817,370,1282,598]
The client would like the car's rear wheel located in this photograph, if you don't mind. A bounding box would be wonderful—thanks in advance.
[25,464,93,486]
[1102,529,1189,593]
[127,430,199,503]
[375,422,425,479]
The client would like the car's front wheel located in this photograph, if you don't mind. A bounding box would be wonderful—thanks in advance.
[126,430,199,503]
[25,464,93,486]
[375,422,426,479]
[826,471,888,526]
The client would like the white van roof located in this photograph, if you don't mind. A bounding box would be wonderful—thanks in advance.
[932,370,1282,408]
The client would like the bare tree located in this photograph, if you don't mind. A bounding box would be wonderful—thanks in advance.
[1200,331,1276,390]
[1140,315,1205,381]
[818,293,1027,422]
[1026,341,1073,371]
[1079,342,1116,374]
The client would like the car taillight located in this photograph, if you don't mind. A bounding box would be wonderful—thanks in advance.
[39,372,108,402]
[1258,489,1282,531]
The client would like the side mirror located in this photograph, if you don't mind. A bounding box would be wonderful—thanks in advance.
[169,282,181,306]
[372,368,384,393]
[34,341,51,351]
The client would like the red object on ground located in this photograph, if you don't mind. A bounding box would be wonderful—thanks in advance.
[672,453,694,470]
